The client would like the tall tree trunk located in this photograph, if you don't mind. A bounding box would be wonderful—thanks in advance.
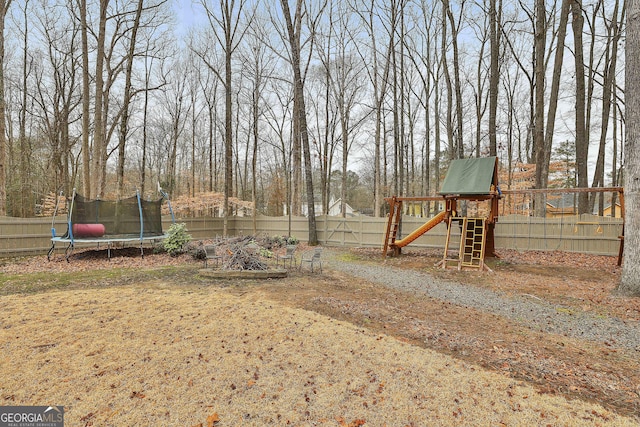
[292,91,301,215]
[19,0,32,216]
[322,65,330,215]
[619,0,640,296]
[208,106,214,192]
[280,0,318,245]
[446,2,464,159]
[252,70,259,234]
[533,0,546,188]
[0,0,12,216]
[373,51,390,216]
[610,73,619,218]
[590,0,624,213]
[442,0,455,160]
[340,104,348,217]
[572,0,589,214]
[540,0,571,190]
[532,0,546,215]
[399,0,406,194]
[205,83,218,193]
[223,15,233,236]
[357,0,390,217]
[488,0,499,156]
[434,71,442,194]
[79,0,91,198]
[390,0,401,195]
[141,51,153,196]
[584,1,600,176]
[117,0,143,199]
[93,0,108,198]
[475,32,487,158]
[423,22,433,200]
[191,90,197,197]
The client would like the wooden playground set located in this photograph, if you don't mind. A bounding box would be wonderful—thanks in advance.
[382,157,625,271]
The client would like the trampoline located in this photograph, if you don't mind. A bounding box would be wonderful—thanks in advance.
[48,189,175,261]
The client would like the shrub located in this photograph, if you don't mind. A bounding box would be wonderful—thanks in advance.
[286,236,299,245]
[270,235,298,247]
[163,223,192,256]
[259,247,274,258]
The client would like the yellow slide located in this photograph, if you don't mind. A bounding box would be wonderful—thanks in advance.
[394,210,447,248]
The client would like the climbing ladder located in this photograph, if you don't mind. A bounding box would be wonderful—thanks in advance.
[383,197,403,257]
[440,217,463,269]
[441,217,490,271]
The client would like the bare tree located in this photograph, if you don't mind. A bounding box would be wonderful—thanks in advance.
[159,58,190,194]
[279,0,321,244]
[351,0,392,216]
[311,23,338,215]
[196,0,253,236]
[532,0,546,190]
[404,0,439,200]
[91,0,108,197]
[572,0,589,214]
[242,20,273,229]
[488,0,501,156]
[139,26,171,196]
[535,0,570,193]
[318,1,365,217]
[33,1,82,199]
[0,0,12,215]
[16,0,33,216]
[250,46,263,231]
[262,82,295,220]
[116,0,144,199]
[620,0,640,295]
[199,69,221,193]
[468,0,490,157]
[501,0,535,163]
[445,0,465,159]
[441,0,455,160]
[77,0,91,198]
[590,0,625,214]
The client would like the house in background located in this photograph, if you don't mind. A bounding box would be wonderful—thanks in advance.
[296,197,358,217]
[325,198,357,216]
[545,194,623,218]
[545,194,578,218]
[601,202,623,218]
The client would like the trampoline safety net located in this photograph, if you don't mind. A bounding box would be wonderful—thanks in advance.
[65,194,165,239]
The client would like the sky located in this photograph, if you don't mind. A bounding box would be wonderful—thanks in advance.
[173,0,206,38]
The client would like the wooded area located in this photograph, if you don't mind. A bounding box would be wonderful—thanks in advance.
[0,0,627,225]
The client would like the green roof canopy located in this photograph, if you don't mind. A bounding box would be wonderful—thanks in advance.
[439,156,498,195]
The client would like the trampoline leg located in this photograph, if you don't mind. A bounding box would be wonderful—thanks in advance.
[47,243,55,261]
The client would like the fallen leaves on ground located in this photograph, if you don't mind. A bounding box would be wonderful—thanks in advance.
[1,285,635,425]
[1,246,639,423]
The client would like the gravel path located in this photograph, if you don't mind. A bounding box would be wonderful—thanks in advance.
[326,252,640,353]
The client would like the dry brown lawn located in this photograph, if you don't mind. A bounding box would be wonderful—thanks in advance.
[0,270,635,426]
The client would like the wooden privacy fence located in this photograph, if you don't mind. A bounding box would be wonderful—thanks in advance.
[0,213,624,258]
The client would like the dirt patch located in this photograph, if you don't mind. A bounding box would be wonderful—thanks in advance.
[1,247,639,424]
[246,273,640,419]
[233,248,640,419]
